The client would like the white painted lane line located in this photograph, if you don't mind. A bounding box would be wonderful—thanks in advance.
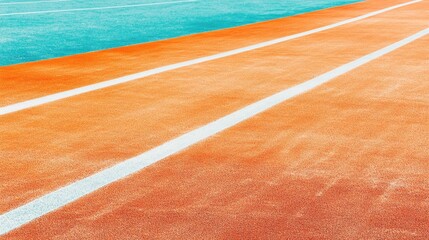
[0,0,197,16]
[0,0,421,116]
[1,27,428,236]
[0,0,67,6]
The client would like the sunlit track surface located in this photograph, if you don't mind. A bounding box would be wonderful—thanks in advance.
[0,0,358,66]
[0,0,421,115]
[1,0,429,238]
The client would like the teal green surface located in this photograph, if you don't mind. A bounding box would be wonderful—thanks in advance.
[0,0,360,66]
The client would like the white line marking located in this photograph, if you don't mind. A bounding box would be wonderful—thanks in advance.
[0,0,421,116]
[1,27,428,236]
[0,0,197,16]
[0,0,67,6]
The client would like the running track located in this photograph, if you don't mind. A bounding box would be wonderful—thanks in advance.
[0,0,428,238]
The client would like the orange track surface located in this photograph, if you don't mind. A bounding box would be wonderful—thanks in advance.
[0,0,409,105]
[1,0,428,238]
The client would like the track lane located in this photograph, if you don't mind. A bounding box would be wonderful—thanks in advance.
[0,0,423,115]
[1,0,428,216]
[4,30,428,240]
[0,0,411,106]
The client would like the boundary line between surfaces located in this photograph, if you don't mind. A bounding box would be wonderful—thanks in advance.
[1,27,428,236]
[0,0,421,115]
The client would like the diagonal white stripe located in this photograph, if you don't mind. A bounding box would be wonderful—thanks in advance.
[0,0,67,6]
[0,0,422,116]
[0,0,197,16]
[1,26,427,236]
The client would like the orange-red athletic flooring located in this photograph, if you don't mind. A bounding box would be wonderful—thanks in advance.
[1,0,428,238]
